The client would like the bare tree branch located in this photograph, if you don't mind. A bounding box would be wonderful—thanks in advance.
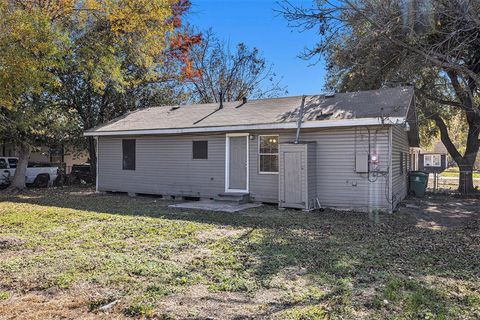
[185,28,286,103]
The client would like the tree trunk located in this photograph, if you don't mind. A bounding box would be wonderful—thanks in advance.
[6,143,30,192]
[87,136,97,182]
[458,164,475,194]
[434,114,479,194]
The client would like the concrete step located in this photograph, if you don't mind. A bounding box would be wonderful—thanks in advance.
[214,193,250,204]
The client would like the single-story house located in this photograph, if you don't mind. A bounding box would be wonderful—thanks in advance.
[410,141,448,173]
[85,86,419,213]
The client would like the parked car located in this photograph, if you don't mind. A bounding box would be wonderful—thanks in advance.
[0,157,60,187]
[69,163,93,184]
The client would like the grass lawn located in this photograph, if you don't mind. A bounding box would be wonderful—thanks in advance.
[0,188,479,319]
[440,172,480,178]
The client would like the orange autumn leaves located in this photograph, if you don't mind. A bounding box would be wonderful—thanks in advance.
[171,33,203,80]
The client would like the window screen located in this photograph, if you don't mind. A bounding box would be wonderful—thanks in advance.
[122,139,136,170]
[399,152,404,175]
[404,152,408,173]
[192,141,208,159]
[259,136,279,173]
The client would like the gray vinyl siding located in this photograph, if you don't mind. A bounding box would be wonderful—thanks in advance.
[298,127,391,212]
[391,125,409,207]
[248,133,279,202]
[98,134,226,198]
[98,133,282,202]
[98,125,395,212]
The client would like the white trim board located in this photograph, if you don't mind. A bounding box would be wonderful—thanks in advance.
[84,117,406,137]
[225,133,249,193]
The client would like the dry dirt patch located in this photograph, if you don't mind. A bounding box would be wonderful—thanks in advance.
[0,237,24,250]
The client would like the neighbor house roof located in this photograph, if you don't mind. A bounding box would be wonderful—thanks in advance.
[422,141,448,154]
[85,86,415,137]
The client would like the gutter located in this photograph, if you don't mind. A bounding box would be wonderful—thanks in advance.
[84,117,406,137]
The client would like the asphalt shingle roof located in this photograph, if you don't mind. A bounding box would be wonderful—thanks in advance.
[86,86,414,133]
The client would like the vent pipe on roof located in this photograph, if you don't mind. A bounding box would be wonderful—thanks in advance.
[235,96,248,109]
[324,92,335,98]
[219,91,224,109]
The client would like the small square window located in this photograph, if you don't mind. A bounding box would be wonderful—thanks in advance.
[193,141,208,159]
[122,139,136,170]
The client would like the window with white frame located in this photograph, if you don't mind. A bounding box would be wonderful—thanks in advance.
[424,154,441,167]
[259,135,278,173]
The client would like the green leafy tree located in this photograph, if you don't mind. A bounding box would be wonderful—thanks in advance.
[54,0,200,177]
[280,0,480,192]
[0,1,69,190]
[1,0,200,188]
[0,1,66,109]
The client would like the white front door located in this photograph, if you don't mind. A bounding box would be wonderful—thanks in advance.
[225,134,249,193]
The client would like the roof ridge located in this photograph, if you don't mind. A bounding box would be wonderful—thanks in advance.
[145,86,413,110]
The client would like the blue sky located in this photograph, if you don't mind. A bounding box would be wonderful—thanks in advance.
[187,0,327,96]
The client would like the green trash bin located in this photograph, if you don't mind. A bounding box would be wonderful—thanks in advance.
[409,171,429,197]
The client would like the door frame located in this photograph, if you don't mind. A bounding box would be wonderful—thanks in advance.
[225,133,249,193]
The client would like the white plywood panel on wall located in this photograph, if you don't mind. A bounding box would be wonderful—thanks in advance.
[279,142,316,210]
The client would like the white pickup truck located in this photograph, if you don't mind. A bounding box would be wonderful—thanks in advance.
[0,157,59,187]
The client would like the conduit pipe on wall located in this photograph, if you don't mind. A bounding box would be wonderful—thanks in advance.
[294,95,306,144]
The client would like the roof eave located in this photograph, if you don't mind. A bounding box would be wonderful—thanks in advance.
[84,117,406,137]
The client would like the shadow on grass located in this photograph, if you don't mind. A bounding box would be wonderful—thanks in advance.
[2,188,479,278]
[1,187,479,317]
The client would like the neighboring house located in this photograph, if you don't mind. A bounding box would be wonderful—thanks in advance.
[412,141,448,173]
[85,87,420,213]
[0,143,88,174]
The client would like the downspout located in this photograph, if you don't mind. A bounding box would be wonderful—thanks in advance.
[388,126,393,213]
[295,95,306,144]
[95,136,99,193]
